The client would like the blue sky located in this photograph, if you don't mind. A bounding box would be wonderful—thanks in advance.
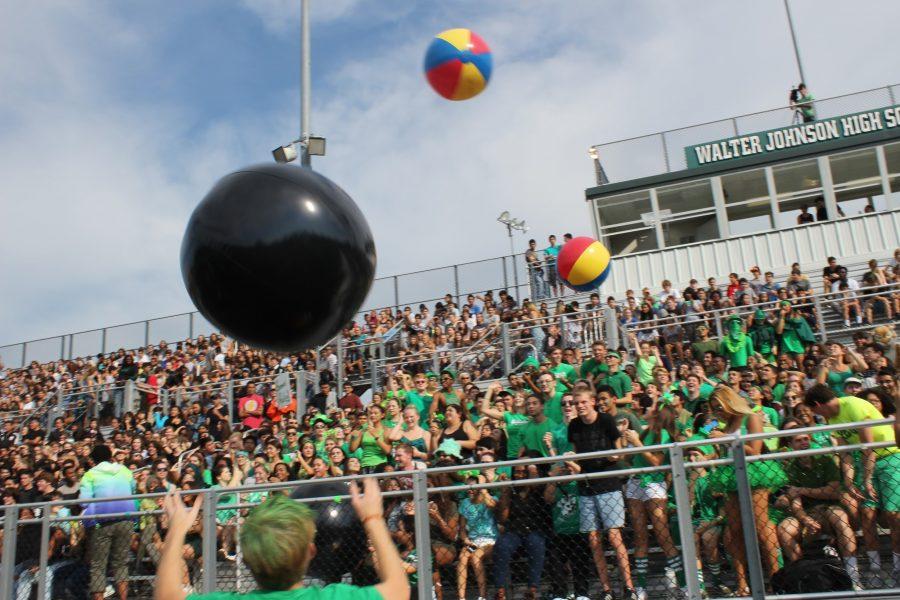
[3,0,900,353]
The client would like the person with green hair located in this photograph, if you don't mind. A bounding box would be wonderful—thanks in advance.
[719,315,753,370]
[155,480,409,600]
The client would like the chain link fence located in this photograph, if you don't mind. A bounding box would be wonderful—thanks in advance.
[1,419,899,600]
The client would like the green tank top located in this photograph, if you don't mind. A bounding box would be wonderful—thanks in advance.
[633,429,672,484]
[360,429,388,468]
[825,367,853,395]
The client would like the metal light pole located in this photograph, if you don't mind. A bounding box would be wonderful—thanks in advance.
[497,212,528,294]
[783,0,808,86]
[300,0,311,167]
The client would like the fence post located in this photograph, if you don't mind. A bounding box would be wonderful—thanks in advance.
[227,379,235,418]
[511,254,520,295]
[453,264,461,307]
[0,506,20,600]
[713,312,724,340]
[411,471,433,600]
[144,320,150,346]
[189,312,195,339]
[501,322,512,376]
[370,355,379,392]
[558,315,566,348]
[124,380,136,414]
[295,371,307,416]
[603,306,619,349]
[201,490,218,594]
[101,328,107,355]
[670,445,701,600]
[732,437,766,600]
[37,502,51,600]
[336,335,345,401]
[501,257,509,291]
[59,336,65,361]
[393,276,400,312]
[811,294,828,342]
[21,342,27,368]
[68,334,74,359]
[661,132,672,172]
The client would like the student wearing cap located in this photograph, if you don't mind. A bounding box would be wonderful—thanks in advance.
[593,351,633,409]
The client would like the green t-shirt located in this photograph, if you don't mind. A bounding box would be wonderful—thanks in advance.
[691,339,719,359]
[404,392,431,425]
[829,396,898,459]
[550,363,577,392]
[188,583,382,600]
[596,371,632,400]
[579,358,609,380]
[543,391,564,425]
[503,412,530,459]
[632,429,672,484]
[785,455,841,507]
[635,355,658,386]
[519,418,559,457]
[552,483,581,534]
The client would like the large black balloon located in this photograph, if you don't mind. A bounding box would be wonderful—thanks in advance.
[181,164,376,352]
[290,480,366,582]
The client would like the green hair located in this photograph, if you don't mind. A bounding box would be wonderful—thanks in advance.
[239,494,317,590]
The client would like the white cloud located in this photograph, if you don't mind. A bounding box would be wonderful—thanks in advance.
[3,0,900,354]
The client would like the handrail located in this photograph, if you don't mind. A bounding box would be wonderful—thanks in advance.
[590,82,900,151]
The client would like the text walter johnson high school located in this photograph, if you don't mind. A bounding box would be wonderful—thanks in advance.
[691,106,900,166]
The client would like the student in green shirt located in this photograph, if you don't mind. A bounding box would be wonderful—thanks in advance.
[690,325,719,360]
[158,480,409,600]
[547,347,577,392]
[630,336,661,386]
[719,315,753,370]
[580,341,610,382]
[543,459,592,600]
[533,372,565,425]
[480,382,529,459]
[595,351,633,408]
[518,395,559,457]
[402,374,433,425]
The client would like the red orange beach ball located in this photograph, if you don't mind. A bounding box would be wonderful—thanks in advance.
[557,237,612,292]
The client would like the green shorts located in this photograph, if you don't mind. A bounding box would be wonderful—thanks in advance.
[874,452,900,512]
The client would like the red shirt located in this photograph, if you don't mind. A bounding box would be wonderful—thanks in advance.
[339,393,364,411]
[238,394,265,429]
[726,283,740,298]
[145,374,159,405]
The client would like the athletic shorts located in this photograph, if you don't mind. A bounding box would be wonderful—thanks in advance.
[875,452,900,512]
[579,490,626,532]
[624,477,668,501]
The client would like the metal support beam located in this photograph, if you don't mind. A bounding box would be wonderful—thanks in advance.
[411,471,433,600]
[732,439,766,600]
[201,491,218,593]
[0,507,20,600]
[299,0,311,167]
[670,445,701,600]
[501,323,512,376]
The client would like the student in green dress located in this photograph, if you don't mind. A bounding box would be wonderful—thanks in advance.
[816,341,867,396]
[775,301,816,364]
[708,386,785,596]
[155,480,410,600]
[748,309,778,363]
[349,404,392,474]
[622,405,684,597]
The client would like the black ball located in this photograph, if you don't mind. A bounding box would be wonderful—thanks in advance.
[180,164,376,353]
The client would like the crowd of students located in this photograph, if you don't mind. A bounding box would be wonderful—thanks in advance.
[1,251,900,599]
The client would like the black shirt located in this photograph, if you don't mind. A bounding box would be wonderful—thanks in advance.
[505,485,551,534]
[568,413,622,494]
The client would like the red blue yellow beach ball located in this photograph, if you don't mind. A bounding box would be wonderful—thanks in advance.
[557,237,612,292]
[424,28,492,101]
